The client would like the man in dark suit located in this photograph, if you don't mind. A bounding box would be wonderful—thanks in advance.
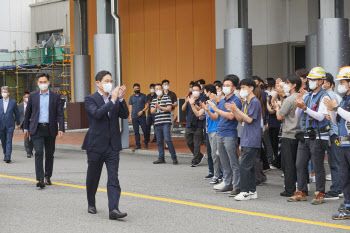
[82,70,129,220]
[0,86,20,163]
[18,91,33,158]
[23,73,65,188]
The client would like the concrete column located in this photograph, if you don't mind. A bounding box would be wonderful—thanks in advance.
[305,35,317,71]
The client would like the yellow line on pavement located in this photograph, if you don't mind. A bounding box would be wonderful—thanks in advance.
[1,174,349,230]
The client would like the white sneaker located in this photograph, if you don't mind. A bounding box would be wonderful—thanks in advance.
[326,174,332,181]
[234,192,251,201]
[339,193,344,198]
[213,180,225,190]
[249,191,258,199]
[270,165,277,170]
[307,183,310,192]
[281,173,284,178]
[309,176,316,183]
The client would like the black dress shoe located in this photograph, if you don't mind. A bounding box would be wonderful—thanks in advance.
[153,159,166,164]
[88,206,97,214]
[5,159,11,164]
[172,158,178,165]
[45,177,52,185]
[36,179,46,188]
[132,146,141,152]
[151,138,157,143]
[280,191,294,197]
[109,209,127,220]
[27,154,32,158]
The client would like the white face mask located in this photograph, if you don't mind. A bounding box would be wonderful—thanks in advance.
[270,90,277,97]
[240,89,249,99]
[189,88,192,92]
[150,89,155,93]
[39,84,49,91]
[102,83,113,93]
[163,85,169,90]
[24,98,28,102]
[1,93,8,98]
[234,90,240,98]
[222,86,232,95]
[283,84,292,95]
[217,91,222,96]
[338,84,349,94]
[279,82,285,87]
[192,91,200,98]
[156,90,163,96]
[308,80,318,90]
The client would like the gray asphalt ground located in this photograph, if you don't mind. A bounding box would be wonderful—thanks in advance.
[0,146,349,233]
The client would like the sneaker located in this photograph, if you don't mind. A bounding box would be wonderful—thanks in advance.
[326,174,332,181]
[216,186,232,194]
[281,173,284,178]
[209,177,218,184]
[153,159,166,164]
[280,191,294,197]
[311,191,325,205]
[270,165,277,170]
[287,191,307,202]
[197,154,205,165]
[234,192,251,201]
[338,203,346,212]
[339,193,344,198]
[213,181,226,190]
[324,192,339,200]
[332,209,350,220]
[309,176,316,183]
[218,174,223,181]
[27,153,32,158]
[172,158,178,165]
[249,191,258,199]
[229,189,240,197]
[132,146,141,152]
[204,174,214,180]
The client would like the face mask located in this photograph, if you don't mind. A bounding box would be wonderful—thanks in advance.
[102,83,113,93]
[156,90,163,96]
[192,91,200,98]
[24,98,28,102]
[322,84,328,90]
[338,84,349,94]
[134,90,140,94]
[150,89,155,93]
[279,82,285,87]
[217,91,222,96]
[1,93,8,98]
[240,89,249,99]
[223,87,232,95]
[163,85,169,90]
[308,80,318,90]
[39,84,49,91]
[234,90,240,98]
[189,88,192,92]
[283,84,291,95]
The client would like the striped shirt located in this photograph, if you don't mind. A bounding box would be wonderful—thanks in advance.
[151,95,172,125]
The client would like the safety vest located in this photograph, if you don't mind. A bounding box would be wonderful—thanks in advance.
[338,94,350,147]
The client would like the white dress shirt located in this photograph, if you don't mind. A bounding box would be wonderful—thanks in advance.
[3,98,9,113]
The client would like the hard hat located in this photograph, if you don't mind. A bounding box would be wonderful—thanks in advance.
[307,67,326,79]
[336,66,350,80]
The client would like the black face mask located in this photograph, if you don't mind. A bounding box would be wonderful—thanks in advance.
[134,90,140,94]
[204,96,210,101]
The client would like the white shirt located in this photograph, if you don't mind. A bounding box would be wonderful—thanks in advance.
[3,98,9,113]
[24,102,27,116]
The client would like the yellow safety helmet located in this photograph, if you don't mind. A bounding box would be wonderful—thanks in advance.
[307,67,326,80]
[336,66,350,80]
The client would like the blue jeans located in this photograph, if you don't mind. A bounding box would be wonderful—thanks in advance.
[0,127,14,160]
[328,134,342,195]
[132,116,149,147]
[154,124,176,160]
[206,133,214,174]
[146,113,156,140]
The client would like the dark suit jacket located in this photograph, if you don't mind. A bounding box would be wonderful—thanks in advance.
[0,98,20,130]
[23,90,65,136]
[82,92,129,154]
[18,102,25,125]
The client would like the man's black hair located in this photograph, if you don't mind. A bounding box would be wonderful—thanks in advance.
[36,73,50,81]
[295,68,309,79]
[205,84,217,94]
[150,83,155,88]
[197,79,206,85]
[155,83,163,88]
[216,82,223,88]
[23,91,30,96]
[325,73,335,86]
[95,70,111,82]
[192,83,201,90]
[252,76,264,83]
[223,74,239,87]
[286,75,302,92]
[239,78,256,88]
[265,77,276,88]
[161,79,170,85]
[133,83,140,88]
[213,80,222,85]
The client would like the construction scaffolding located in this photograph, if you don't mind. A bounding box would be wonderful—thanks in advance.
[0,34,71,103]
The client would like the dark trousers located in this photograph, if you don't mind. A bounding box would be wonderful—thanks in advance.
[296,139,327,193]
[240,147,260,192]
[339,147,350,204]
[269,127,281,168]
[206,133,214,174]
[154,123,176,160]
[185,127,203,163]
[328,134,342,195]
[31,124,56,180]
[0,127,14,160]
[146,113,156,140]
[281,138,298,195]
[86,143,121,211]
[22,129,33,155]
[132,116,149,146]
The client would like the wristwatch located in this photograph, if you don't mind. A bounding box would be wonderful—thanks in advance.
[333,106,339,112]
[283,95,287,99]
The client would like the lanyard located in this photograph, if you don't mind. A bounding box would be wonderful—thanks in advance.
[157,95,165,104]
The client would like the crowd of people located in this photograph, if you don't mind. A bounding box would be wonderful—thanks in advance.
[127,67,350,220]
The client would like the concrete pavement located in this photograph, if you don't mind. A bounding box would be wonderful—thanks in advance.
[0,146,349,233]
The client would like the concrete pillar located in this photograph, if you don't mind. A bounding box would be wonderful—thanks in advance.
[305,35,317,71]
